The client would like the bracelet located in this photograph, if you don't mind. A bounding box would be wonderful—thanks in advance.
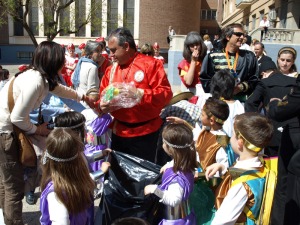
[153,187,164,199]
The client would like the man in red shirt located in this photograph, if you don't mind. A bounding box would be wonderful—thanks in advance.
[99,28,173,163]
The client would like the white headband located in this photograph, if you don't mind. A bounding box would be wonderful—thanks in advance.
[42,149,78,165]
[163,138,194,150]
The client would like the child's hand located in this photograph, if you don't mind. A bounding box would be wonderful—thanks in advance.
[102,148,112,156]
[166,116,185,124]
[191,49,199,61]
[101,162,111,173]
[144,185,157,195]
[160,164,168,173]
[205,163,225,181]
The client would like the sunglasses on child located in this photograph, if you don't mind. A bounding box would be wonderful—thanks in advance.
[232,32,245,37]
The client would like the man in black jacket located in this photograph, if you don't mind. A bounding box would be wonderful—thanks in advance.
[200,23,259,102]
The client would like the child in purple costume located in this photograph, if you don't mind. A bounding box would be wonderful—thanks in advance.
[40,128,95,225]
[145,123,197,225]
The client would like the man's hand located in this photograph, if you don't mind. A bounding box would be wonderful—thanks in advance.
[99,101,111,114]
[83,95,96,109]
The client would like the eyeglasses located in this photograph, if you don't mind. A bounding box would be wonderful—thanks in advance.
[232,32,245,37]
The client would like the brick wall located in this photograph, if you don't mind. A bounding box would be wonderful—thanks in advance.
[139,0,201,49]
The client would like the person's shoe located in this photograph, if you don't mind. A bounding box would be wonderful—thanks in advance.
[25,191,35,205]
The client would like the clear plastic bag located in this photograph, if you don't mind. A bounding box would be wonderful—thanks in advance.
[100,82,142,112]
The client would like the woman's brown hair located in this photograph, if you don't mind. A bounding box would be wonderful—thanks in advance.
[162,123,197,173]
[41,128,95,214]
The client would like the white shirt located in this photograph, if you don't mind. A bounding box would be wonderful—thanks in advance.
[77,62,99,96]
[0,70,82,134]
[153,160,184,207]
[47,192,70,225]
[259,19,270,28]
[212,157,263,225]
[223,100,245,137]
[240,43,251,51]
[204,40,214,54]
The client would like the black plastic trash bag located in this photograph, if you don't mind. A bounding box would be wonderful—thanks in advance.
[98,151,163,225]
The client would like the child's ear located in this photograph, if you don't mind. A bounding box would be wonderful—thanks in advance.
[210,117,215,126]
[237,138,244,151]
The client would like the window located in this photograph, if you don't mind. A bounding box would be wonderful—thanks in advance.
[201,9,217,20]
[123,0,134,35]
[245,19,249,32]
[17,51,33,60]
[260,10,265,21]
[75,0,86,37]
[14,7,24,36]
[200,29,208,35]
[59,0,70,36]
[30,1,39,36]
[252,15,256,30]
[91,0,102,37]
[107,0,118,35]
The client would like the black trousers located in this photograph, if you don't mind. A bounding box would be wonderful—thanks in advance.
[111,130,160,163]
[284,149,300,224]
[271,126,300,225]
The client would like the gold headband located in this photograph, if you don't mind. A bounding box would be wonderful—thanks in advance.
[206,111,225,125]
[279,47,297,58]
[237,131,262,152]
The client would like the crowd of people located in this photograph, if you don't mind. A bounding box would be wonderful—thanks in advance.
[0,23,299,225]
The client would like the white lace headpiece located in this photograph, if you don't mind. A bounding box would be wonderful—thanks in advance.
[42,149,78,165]
[163,138,194,150]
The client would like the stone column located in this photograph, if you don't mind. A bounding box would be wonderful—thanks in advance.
[86,0,92,37]
[167,35,186,92]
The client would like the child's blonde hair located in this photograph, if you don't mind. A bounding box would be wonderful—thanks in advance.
[41,128,95,214]
[162,123,197,173]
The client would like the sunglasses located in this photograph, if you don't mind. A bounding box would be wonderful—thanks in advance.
[232,32,245,37]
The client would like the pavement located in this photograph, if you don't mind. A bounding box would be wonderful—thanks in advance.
[1,64,20,77]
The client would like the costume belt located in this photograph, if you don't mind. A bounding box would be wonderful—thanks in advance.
[163,199,190,220]
[116,118,156,128]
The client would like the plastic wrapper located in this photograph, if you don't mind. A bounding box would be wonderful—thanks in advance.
[100,82,142,112]
[97,151,163,225]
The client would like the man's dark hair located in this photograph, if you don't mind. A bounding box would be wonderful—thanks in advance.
[221,23,244,47]
[108,27,137,51]
[254,41,265,49]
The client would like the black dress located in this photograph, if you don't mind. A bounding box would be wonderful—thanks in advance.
[268,76,300,225]
[245,72,297,156]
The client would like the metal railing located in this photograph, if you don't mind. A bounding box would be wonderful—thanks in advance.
[249,28,300,44]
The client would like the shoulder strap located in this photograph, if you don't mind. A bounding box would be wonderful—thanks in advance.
[8,77,16,113]
[7,77,22,134]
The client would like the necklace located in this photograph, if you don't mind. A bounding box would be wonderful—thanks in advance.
[121,54,137,82]
[225,48,239,79]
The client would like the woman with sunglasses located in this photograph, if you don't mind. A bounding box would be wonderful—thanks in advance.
[200,23,259,103]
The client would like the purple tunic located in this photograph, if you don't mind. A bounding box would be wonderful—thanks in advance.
[84,144,106,172]
[40,181,91,225]
[158,168,196,225]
